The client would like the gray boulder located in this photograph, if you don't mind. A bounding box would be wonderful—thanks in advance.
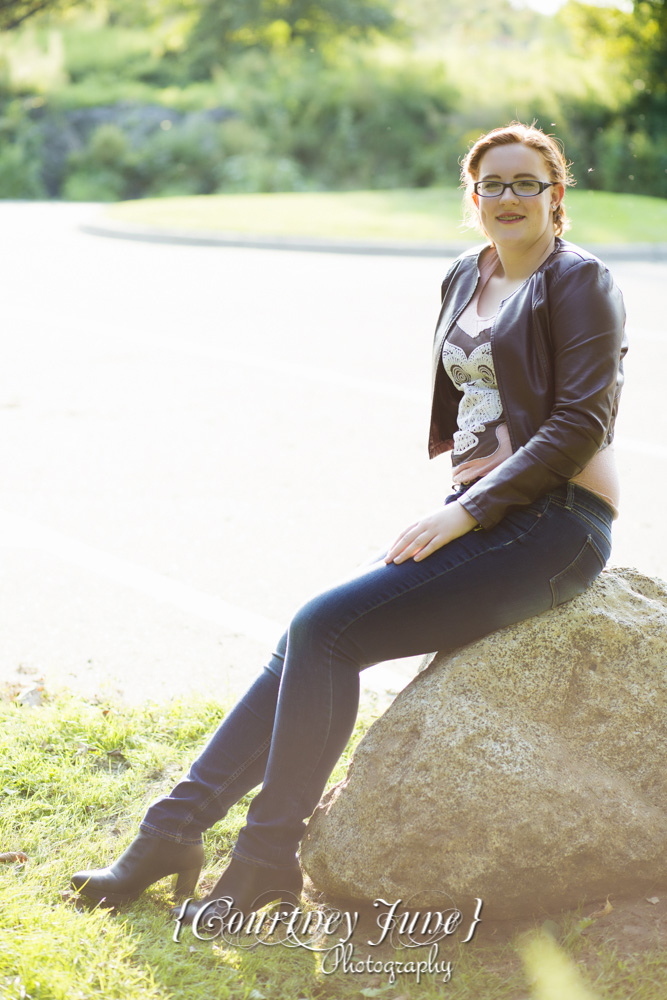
[300,568,667,919]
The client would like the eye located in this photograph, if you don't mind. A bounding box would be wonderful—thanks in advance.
[514,180,541,195]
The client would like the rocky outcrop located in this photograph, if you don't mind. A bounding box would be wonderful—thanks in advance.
[301,568,667,919]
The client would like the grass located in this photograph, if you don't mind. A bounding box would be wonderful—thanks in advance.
[1,693,666,1000]
[106,187,667,246]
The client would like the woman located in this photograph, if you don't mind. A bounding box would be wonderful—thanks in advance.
[71,123,627,923]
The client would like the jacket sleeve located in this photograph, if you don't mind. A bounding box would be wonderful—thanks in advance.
[458,258,627,529]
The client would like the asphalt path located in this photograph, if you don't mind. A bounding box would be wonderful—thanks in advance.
[1,202,665,705]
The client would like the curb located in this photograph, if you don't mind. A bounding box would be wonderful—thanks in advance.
[80,218,667,263]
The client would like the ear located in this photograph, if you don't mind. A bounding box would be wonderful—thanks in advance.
[472,192,480,211]
[551,183,565,211]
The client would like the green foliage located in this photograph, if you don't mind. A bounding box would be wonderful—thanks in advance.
[0,0,82,32]
[185,0,396,78]
[310,55,457,188]
[63,123,131,199]
[0,95,47,195]
[631,0,667,127]
[217,153,307,193]
[208,47,460,190]
[62,22,162,83]
[591,120,667,198]
[131,118,226,196]
[401,0,546,46]
[0,0,665,200]
[55,111,311,200]
[0,136,45,195]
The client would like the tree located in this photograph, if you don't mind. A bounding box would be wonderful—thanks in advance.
[0,0,80,31]
[632,0,667,124]
[186,0,396,76]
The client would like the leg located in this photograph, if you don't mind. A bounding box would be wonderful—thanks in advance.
[232,484,613,869]
[140,636,287,845]
[72,484,611,907]
[70,637,289,903]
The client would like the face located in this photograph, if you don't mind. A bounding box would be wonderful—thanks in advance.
[472,143,564,250]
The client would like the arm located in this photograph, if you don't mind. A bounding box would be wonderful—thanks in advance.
[385,500,478,564]
[459,258,627,530]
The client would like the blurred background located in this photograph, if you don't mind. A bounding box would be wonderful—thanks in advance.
[0,0,664,707]
[0,0,664,203]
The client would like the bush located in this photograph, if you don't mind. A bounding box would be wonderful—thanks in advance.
[0,100,47,197]
[131,117,227,196]
[222,49,461,190]
[63,122,133,200]
[0,140,47,197]
[592,121,667,198]
[218,153,307,192]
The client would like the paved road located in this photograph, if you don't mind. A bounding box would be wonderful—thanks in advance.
[1,203,664,705]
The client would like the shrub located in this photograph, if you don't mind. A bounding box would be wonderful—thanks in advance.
[131,118,227,196]
[217,153,307,192]
[226,49,461,190]
[593,121,667,198]
[0,140,47,197]
[0,100,47,197]
[63,122,133,200]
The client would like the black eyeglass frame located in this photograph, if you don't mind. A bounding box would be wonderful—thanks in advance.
[473,180,557,198]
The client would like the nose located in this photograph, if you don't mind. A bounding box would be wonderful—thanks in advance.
[499,184,519,203]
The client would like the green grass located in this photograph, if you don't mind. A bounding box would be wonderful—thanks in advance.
[1,693,666,1000]
[106,187,667,245]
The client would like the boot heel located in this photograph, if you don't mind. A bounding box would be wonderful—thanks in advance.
[174,865,202,897]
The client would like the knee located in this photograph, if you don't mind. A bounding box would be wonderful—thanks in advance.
[287,591,356,665]
[288,593,332,647]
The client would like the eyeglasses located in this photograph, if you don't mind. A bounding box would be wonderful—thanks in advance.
[474,180,556,198]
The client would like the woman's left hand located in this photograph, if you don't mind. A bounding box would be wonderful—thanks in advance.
[385,501,478,564]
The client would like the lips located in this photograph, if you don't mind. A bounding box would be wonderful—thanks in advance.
[497,213,524,222]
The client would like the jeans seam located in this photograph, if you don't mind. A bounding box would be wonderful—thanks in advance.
[266,632,337,866]
[548,501,611,547]
[549,534,605,609]
[149,735,273,843]
[231,848,300,871]
[572,509,611,538]
[138,822,202,846]
[569,483,616,519]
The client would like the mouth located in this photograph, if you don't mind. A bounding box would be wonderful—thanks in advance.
[496,213,525,223]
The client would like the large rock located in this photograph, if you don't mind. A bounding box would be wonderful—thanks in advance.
[301,568,667,919]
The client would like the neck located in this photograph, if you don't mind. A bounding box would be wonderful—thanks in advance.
[494,230,557,281]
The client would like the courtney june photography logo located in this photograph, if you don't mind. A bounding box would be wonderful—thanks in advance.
[172,894,484,985]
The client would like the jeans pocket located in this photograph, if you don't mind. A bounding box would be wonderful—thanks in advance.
[549,534,606,609]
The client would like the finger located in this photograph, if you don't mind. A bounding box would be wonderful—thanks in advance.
[412,534,446,561]
[385,524,421,563]
[392,530,434,564]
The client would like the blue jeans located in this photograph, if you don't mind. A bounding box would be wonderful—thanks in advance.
[141,483,613,869]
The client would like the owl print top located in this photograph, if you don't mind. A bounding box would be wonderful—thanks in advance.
[441,250,513,485]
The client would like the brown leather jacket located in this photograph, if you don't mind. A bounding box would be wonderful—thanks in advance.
[428,238,628,529]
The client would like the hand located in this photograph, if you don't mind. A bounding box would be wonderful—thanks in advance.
[385,501,478,564]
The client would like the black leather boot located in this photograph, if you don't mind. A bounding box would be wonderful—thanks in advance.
[173,854,303,928]
[71,832,205,905]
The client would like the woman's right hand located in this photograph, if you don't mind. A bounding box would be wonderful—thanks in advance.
[385,501,478,564]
